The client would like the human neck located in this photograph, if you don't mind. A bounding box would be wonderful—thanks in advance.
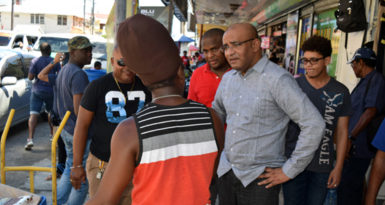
[68,59,84,68]
[113,72,133,84]
[151,87,186,105]
[211,64,230,78]
[305,72,330,89]
[362,66,374,78]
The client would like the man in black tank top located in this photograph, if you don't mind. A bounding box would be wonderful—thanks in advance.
[86,14,224,205]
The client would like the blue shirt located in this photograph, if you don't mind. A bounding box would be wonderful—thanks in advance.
[29,56,60,93]
[212,56,325,186]
[350,70,385,158]
[83,69,106,82]
[55,63,89,135]
[372,119,385,152]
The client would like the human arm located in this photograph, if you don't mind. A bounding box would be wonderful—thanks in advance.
[187,71,198,102]
[85,118,138,205]
[37,53,62,82]
[70,106,94,190]
[208,108,225,177]
[350,107,377,140]
[259,73,325,188]
[73,94,83,116]
[328,116,349,188]
[365,150,385,205]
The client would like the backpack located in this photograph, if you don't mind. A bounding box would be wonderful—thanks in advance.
[335,0,367,32]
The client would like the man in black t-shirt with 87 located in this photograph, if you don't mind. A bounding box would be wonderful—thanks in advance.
[283,36,352,205]
[70,45,151,204]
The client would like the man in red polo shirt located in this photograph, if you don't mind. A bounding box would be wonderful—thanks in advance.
[188,28,231,107]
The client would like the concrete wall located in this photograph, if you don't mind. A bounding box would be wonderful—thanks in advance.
[0,12,73,33]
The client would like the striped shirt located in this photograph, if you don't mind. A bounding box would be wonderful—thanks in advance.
[132,100,218,205]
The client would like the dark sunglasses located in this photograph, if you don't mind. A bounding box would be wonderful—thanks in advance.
[117,58,126,67]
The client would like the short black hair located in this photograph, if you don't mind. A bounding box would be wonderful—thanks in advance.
[301,35,332,58]
[94,61,101,68]
[202,28,225,40]
[40,42,51,56]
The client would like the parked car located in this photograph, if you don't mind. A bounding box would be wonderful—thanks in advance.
[0,49,36,131]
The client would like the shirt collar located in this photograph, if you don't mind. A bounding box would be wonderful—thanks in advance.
[232,56,268,76]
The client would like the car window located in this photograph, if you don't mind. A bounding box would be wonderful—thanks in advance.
[12,35,24,48]
[36,37,69,53]
[27,36,38,47]
[2,55,25,79]
[0,36,11,46]
[93,42,106,55]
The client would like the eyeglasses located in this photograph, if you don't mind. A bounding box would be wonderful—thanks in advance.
[117,58,126,67]
[300,57,324,65]
[221,38,256,52]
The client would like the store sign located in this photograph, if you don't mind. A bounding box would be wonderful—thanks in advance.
[139,7,169,29]
[252,0,311,24]
[261,37,270,49]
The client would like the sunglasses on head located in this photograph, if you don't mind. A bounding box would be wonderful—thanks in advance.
[117,58,126,67]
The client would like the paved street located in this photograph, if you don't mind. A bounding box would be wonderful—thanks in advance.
[0,118,54,203]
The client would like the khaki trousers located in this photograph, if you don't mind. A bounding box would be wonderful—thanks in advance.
[86,152,133,204]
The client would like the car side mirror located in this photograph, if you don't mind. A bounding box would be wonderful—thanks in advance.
[1,76,17,85]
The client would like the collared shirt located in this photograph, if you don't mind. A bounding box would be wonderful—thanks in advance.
[350,70,385,158]
[212,56,325,187]
[188,63,231,107]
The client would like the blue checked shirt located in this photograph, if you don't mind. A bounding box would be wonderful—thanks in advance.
[212,56,325,187]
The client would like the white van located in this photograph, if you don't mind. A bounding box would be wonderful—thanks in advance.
[0,30,40,51]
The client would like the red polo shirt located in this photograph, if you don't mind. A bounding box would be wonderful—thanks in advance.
[188,63,231,107]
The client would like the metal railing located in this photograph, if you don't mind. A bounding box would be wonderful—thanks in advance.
[1,109,71,205]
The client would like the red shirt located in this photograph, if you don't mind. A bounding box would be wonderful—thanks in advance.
[181,56,189,66]
[188,63,231,107]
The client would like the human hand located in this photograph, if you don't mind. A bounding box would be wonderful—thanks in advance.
[54,52,63,64]
[257,167,290,188]
[327,167,342,188]
[70,166,86,190]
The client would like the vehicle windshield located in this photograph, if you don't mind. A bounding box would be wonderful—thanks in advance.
[0,36,11,46]
[34,37,69,52]
[92,42,106,58]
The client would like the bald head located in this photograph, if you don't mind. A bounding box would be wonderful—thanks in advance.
[226,23,259,40]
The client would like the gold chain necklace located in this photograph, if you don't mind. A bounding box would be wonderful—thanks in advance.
[113,75,135,104]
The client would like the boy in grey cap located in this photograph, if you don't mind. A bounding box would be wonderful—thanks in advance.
[55,36,93,205]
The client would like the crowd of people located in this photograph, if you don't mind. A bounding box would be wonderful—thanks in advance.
[24,13,385,205]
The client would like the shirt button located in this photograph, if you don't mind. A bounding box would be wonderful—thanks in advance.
[233,130,236,134]
[216,76,219,79]
[231,164,235,167]
[240,96,242,98]
[236,113,239,116]
[230,148,233,152]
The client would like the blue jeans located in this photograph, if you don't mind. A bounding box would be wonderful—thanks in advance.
[30,91,53,114]
[282,170,329,205]
[218,170,281,205]
[57,129,90,205]
[337,157,371,205]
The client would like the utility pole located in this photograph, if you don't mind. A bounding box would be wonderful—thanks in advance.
[10,0,14,30]
[91,0,95,34]
[167,0,174,34]
[116,0,126,33]
[83,0,86,33]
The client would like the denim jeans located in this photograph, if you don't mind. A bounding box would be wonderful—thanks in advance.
[337,157,371,205]
[218,170,281,205]
[282,170,329,205]
[57,129,90,205]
